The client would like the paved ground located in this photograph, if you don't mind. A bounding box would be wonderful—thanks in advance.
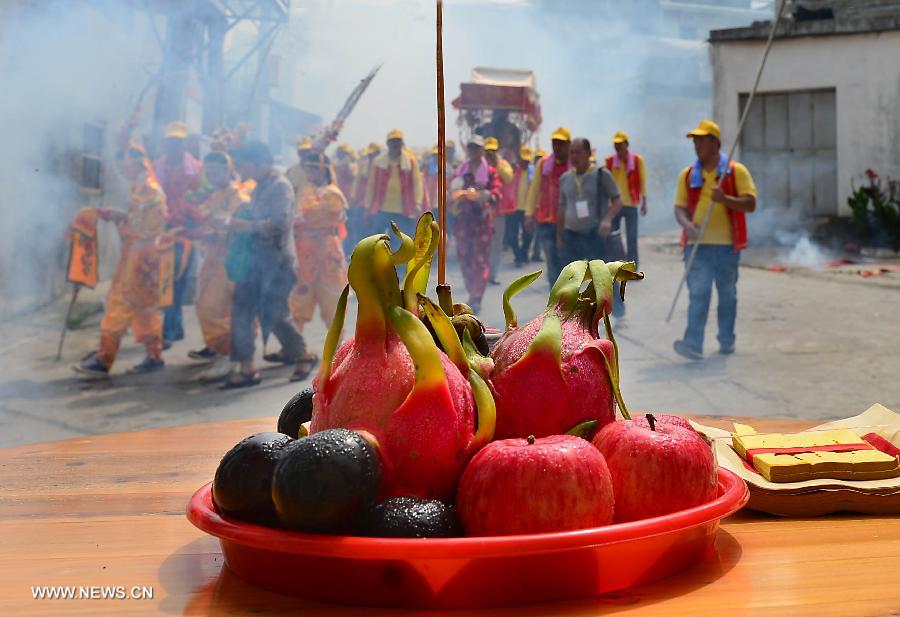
[1,235,898,448]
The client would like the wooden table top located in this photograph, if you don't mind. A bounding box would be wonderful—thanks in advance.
[1,415,898,617]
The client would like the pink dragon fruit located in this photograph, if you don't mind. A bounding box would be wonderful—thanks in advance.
[489,260,643,440]
[311,215,495,501]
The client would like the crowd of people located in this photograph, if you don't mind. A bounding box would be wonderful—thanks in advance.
[72,116,755,386]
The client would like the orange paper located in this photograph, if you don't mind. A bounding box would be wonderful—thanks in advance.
[67,208,99,288]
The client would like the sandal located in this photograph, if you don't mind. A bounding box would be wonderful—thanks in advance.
[290,353,320,382]
[219,371,262,390]
[263,350,296,365]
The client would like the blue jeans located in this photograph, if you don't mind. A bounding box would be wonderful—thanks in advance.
[683,245,739,352]
[163,240,193,343]
[537,223,562,286]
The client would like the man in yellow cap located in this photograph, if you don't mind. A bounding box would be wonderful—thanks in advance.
[364,129,424,240]
[673,119,757,360]
[153,120,201,349]
[285,136,314,196]
[505,145,535,267]
[605,131,648,269]
[484,137,514,284]
[525,126,572,284]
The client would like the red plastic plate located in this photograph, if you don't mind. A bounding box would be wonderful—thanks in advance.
[186,467,748,609]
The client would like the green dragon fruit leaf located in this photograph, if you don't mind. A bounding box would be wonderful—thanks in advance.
[502,270,542,330]
[348,234,401,338]
[317,284,350,387]
[418,294,468,373]
[418,295,497,450]
[389,221,416,265]
[462,326,497,452]
[522,310,563,370]
[566,419,599,440]
[547,261,590,314]
[402,214,439,313]
[388,305,446,391]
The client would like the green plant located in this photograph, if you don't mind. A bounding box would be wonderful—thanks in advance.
[847,170,900,250]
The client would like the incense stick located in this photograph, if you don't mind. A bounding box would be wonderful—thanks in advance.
[436,0,447,286]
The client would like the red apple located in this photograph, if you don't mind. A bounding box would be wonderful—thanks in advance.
[592,414,717,523]
[456,434,614,536]
[631,413,694,432]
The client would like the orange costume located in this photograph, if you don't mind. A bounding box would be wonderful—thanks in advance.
[96,176,169,368]
[193,184,250,354]
[289,183,349,333]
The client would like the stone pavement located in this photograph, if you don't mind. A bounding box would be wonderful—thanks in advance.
[1,235,898,448]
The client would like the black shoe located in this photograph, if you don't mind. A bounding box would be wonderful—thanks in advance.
[188,347,217,361]
[489,278,501,286]
[73,356,109,379]
[127,357,165,374]
[673,340,703,361]
[162,340,173,351]
[719,343,735,355]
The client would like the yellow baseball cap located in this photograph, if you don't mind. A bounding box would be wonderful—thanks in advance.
[613,131,630,144]
[386,128,404,141]
[686,119,721,140]
[536,148,548,159]
[551,126,571,142]
[484,137,500,152]
[296,136,313,151]
[338,143,354,154]
[366,142,382,155]
[431,145,439,154]
[519,145,533,162]
[164,121,188,139]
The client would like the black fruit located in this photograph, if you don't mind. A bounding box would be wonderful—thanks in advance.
[212,432,293,525]
[272,428,381,533]
[360,497,460,538]
[278,387,314,438]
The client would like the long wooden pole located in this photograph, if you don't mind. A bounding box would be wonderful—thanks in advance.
[436,0,447,286]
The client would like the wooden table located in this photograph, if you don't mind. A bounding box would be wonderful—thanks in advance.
[1,416,898,617]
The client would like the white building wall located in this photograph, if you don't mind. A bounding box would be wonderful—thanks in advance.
[710,30,900,215]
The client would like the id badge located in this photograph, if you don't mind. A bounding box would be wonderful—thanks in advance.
[575,199,590,219]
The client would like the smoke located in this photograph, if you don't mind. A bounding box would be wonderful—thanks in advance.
[284,0,720,232]
[0,2,159,317]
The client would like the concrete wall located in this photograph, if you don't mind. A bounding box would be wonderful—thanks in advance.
[710,30,900,216]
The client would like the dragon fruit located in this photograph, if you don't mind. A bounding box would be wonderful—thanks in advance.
[489,260,643,440]
[311,215,495,501]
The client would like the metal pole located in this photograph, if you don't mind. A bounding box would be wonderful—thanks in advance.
[56,285,81,361]
[666,0,788,323]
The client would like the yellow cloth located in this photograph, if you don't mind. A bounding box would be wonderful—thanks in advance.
[609,154,647,207]
[285,164,308,195]
[382,165,403,214]
[97,177,168,367]
[516,170,531,212]
[495,158,514,184]
[524,171,541,217]
[674,162,756,245]
[291,184,348,333]
[195,185,249,353]
[364,149,424,214]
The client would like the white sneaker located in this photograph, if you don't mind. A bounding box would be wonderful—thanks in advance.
[197,355,237,382]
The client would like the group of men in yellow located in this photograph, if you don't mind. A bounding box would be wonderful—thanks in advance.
[73,116,754,382]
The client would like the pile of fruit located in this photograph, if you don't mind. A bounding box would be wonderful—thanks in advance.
[211,215,718,537]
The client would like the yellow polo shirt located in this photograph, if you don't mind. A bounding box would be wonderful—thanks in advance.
[382,164,403,214]
[609,154,647,207]
[674,162,756,245]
